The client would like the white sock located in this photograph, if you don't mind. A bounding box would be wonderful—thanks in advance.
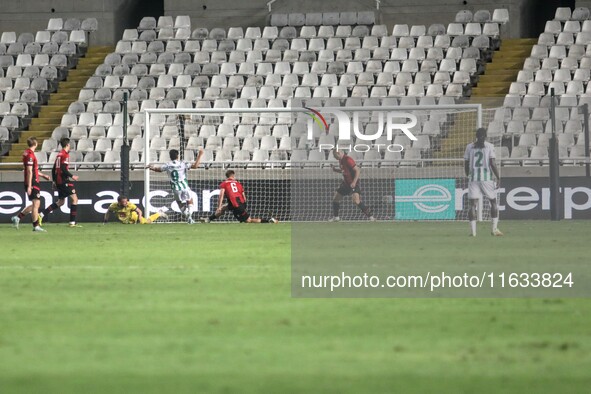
[492,217,499,231]
[470,220,477,236]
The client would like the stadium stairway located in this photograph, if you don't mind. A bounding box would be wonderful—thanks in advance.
[471,38,537,106]
[0,46,113,166]
[436,38,536,158]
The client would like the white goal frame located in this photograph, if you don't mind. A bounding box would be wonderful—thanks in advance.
[144,104,483,220]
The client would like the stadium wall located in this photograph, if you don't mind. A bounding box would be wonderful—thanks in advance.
[0,0,575,45]
[165,0,551,38]
[0,0,163,46]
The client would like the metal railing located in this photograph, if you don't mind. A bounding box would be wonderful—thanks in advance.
[2,157,590,171]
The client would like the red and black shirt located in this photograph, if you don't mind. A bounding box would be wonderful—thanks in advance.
[220,179,245,208]
[339,155,357,185]
[52,149,74,185]
[22,148,39,188]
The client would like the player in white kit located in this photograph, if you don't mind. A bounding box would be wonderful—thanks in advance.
[149,148,204,224]
[464,128,503,237]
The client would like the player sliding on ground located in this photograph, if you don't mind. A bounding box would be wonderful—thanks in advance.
[103,195,167,224]
[329,149,375,222]
[464,128,503,237]
[148,148,204,224]
[201,170,277,223]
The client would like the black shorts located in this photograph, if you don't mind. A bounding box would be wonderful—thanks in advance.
[337,182,362,196]
[56,183,76,199]
[230,203,250,223]
[26,185,41,201]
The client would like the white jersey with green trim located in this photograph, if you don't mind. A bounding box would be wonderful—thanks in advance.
[464,141,496,182]
[161,160,191,191]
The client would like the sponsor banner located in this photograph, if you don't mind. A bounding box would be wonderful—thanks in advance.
[395,179,456,220]
[0,180,291,223]
[392,177,591,220]
[0,177,590,222]
[499,177,591,220]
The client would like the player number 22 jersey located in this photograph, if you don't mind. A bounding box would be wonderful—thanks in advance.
[161,160,191,191]
[464,141,496,182]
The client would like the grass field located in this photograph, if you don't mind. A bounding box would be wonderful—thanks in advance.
[0,221,590,393]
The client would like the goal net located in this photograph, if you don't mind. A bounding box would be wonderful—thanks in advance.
[143,103,495,222]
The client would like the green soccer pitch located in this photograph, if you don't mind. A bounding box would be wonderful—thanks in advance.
[0,221,590,393]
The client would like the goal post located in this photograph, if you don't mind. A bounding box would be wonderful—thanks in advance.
[143,103,495,222]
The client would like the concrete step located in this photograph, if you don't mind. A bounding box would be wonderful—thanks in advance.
[19,131,52,141]
[29,120,61,127]
[64,75,94,81]
[492,49,531,58]
[478,74,518,83]
[480,69,520,76]
[59,81,89,89]
[87,46,114,52]
[485,61,524,70]
[30,119,61,126]
[31,114,62,122]
[472,87,509,95]
[53,87,82,94]
[39,105,69,113]
[475,81,511,88]
[468,98,505,108]
[29,117,61,125]
[11,143,30,152]
[502,38,537,45]
[47,99,75,106]
[28,125,60,133]
[49,94,79,102]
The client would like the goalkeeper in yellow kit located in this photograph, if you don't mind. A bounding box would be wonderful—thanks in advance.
[103,195,167,224]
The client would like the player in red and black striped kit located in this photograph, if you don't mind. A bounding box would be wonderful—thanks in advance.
[39,137,81,227]
[11,137,51,231]
[329,149,375,222]
[201,170,277,223]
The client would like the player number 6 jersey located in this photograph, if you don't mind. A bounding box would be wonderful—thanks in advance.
[161,160,191,191]
[464,141,496,182]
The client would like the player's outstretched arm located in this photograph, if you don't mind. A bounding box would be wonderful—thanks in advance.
[103,210,110,224]
[191,148,205,169]
[148,164,162,172]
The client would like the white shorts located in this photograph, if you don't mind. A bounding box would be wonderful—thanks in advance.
[173,189,192,203]
[468,181,497,200]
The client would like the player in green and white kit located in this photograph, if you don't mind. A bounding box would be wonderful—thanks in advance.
[464,128,503,237]
[149,148,204,224]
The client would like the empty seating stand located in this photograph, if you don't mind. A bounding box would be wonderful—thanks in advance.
[0,19,93,146]
[495,6,591,166]
[48,10,505,168]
